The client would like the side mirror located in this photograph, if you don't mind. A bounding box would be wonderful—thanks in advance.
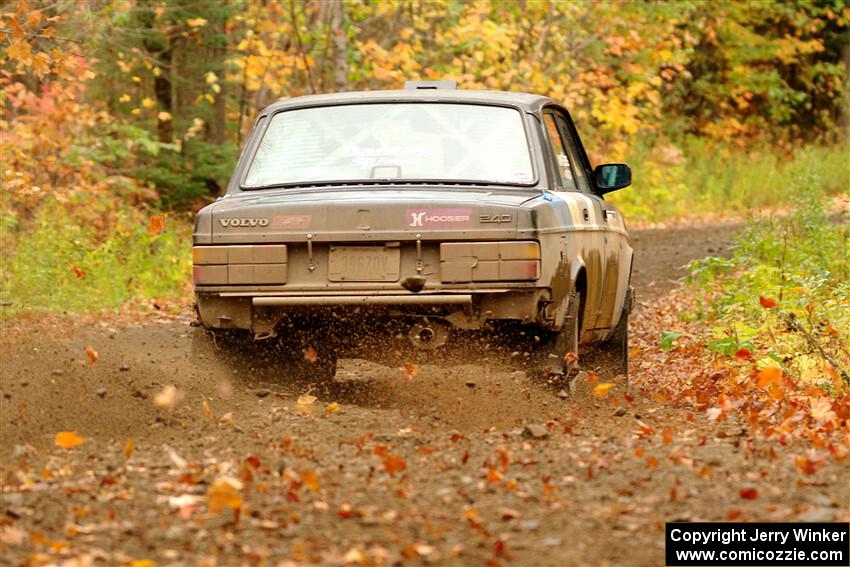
[593,163,631,195]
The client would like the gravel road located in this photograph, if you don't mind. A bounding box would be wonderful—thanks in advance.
[1,222,846,567]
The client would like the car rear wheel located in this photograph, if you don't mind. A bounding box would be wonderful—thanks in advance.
[597,287,631,383]
[529,290,581,383]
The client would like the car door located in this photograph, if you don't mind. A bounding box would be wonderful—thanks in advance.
[551,108,627,332]
[540,108,607,334]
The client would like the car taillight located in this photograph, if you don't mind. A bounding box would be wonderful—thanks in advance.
[192,245,287,285]
[440,241,540,282]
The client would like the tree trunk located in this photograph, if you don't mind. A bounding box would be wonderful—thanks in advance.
[208,17,227,145]
[841,42,850,139]
[152,49,173,142]
[328,0,348,92]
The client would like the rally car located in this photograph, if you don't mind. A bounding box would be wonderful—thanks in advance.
[192,81,633,381]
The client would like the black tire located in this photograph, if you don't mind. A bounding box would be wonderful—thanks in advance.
[529,290,581,382]
[599,287,631,380]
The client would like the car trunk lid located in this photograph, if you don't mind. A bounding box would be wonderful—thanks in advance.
[209,186,539,244]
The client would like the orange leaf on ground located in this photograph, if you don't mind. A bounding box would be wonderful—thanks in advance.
[303,346,318,363]
[383,455,407,476]
[70,263,85,278]
[794,456,822,475]
[734,348,753,361]
[207,476,243,513]
[124,438,134,460]
[84,345,98,365]
[201,400,214,420]
[758,296,777,308]
[756,367,782,388]
[324,402,340,416]
[593,383,614,397]
[55,431,86,449]
[739,488,759,500]
[302,469,320,492]
[153,384,179,411]
[400,361,418,380]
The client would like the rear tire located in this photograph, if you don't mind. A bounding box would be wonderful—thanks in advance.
[599,287,631,382]
[529,290,581,383]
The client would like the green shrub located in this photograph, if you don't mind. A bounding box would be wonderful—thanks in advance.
[137,139,238,208]
[686,181,850,388]
[0,198,191,314]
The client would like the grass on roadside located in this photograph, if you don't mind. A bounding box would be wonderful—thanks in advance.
[0,198,192,315]
[685,183,849,392]
[608,141,849,222]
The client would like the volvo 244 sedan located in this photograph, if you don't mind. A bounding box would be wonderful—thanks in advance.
[192,81,633,382]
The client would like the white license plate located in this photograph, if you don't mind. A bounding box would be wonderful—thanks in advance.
[328,247,401,282]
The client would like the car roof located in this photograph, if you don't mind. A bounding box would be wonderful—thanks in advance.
[260,89,555,115]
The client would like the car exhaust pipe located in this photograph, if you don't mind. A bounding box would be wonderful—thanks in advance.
[409,320,449,350]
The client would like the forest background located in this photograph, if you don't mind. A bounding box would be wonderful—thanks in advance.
[1,0,848,313]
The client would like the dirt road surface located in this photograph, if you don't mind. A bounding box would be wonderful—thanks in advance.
[1,223,846,566]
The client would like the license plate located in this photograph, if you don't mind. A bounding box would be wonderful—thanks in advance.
[328,246,400,282]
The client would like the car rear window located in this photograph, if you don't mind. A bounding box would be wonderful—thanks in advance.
[243,103,534,188]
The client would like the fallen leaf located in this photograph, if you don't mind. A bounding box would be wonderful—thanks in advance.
[734,348,753,361]
[201,400,214,421]
[153,385,179,411]
[758,296,777,308]
[383,455,407,476]
[303,347,318,363]
[400,361,418,380]
[324,402,340,416]
[343,548,367,565]
[70,263,85,278]
[297,393,317,405]
[124,438,134,460]
[593,383,615,397]
[0,525,27,545]
[564,351,578,363]
[166,446,187,470]
[810,397,836,424]
[84,345,98,366]
[129,561,156,567]
[207,476,243,513]
[414,543,435,556]
[302,469,320,492]
[739,488,759,500]
[662,427,673,444]
[55,431,86,449]
[756,367,782,388]
[147,215,165,235]
[794,455,823,475]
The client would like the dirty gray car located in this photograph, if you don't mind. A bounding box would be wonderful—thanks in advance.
[192,81,633,382]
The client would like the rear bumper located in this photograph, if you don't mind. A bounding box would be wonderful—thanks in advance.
[252,294,472,306]
[195,288,550,335]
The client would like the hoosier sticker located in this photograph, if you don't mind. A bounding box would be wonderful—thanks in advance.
[406,208,472,228]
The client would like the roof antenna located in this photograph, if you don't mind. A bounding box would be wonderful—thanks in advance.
[404,80,457,90]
